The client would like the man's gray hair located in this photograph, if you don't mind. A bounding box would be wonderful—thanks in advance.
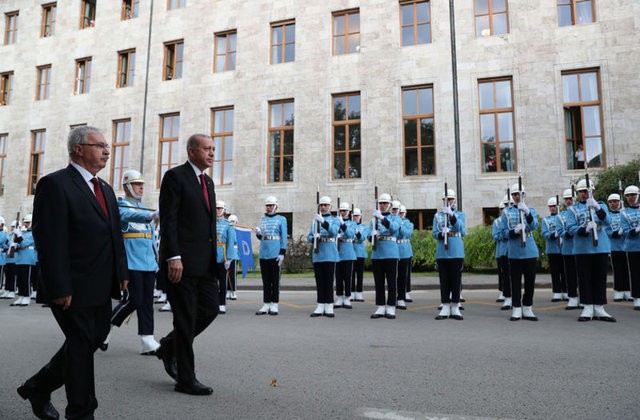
[186,134,211,151]
[68,126,103,156]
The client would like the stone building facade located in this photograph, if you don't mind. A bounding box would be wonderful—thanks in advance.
[1,0,639,237]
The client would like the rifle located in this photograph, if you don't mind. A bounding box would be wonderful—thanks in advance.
[585,171,598,247]
[618,180,624,210]
[518,175,526,248]
[443,180,449,250]
[7,210,20,258]
[336,196,341,251]
[371,186,378,251]
[555,194,561,248]
[313,189,320,254]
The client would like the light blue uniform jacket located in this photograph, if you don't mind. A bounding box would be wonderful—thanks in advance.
[565,201,611,254]
[492,216,508,258]
[118,197,158,272]
[353,222,370,259]
[620,206,640,252]
[257,214,288,259]
[337,219,356,261]
[216,218,239,263]
[433,210,465,259]
[501,206,540,259]
[605,210,626,252]
[368,213,401,260]
[308,214,340,263]
[397,218,414,259]
[15,230,38,265]
[541,214,562,255]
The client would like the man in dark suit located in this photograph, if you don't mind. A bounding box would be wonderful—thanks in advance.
[155,133,219,396]
[17,126,128,419]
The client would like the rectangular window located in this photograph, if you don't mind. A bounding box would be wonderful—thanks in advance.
[403,85,435,176]
[168,0,186,10]
[210,107,234,185]
[268,100,294,183]
[75,57,92,94]
[158,113,180,185]
[562,68,604,169]
[478,78,516,172]
[41,3,56,37]
[0,133,7,196]
[163,40,183,80]
[117,49,136,87]
[332,9,360,55]
[1,71,13,106]
[81,0,96,29]
[332,92,361,180]
[214,31,237,72]
[122,0,139,20]
[475,0,509,37]
[29,130,46,195]
[558,0,594,27]
[111,119,131,190]
[400,1,431,46]
[36,65,51,100]
[4,11,18,44]
[271,20,295,64]
[406,208,436,231]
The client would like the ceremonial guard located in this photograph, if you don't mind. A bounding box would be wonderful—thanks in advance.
[12,214,37,306]
[102,170,162,354]
[493,196,511,310]
[335,202,356,309]
[542,197,566,302]
[501,183,539,321]
[255,196,288,315]
[620,185,640,310]
[605,193,630,301]
[215,201,238,314]
[308,196,339,317]
[350,208,369,302]
[396,205,414,310]
[564,179,615,322]
[2,221,19,300]
[559,188,579,309]
[368,193,401,319]
[433,190,465,320]
[0,217,10,298]
[226,214,239,300]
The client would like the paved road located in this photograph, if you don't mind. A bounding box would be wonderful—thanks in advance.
[1,288,638,420]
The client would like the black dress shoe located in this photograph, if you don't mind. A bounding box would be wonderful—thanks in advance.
[565,306,580,310]
[551,298,562,302]
[99,342,108,352]
[450,315,463,321]
[370,313,384,319]
[156,340,178,380]
[174,380,213,396]
[323,312,335,318]
[613,298,623,302]
[385,313,396,319]
[509,316,521,321]
[405,298,413,303]
[309,312,323,317]
[578,316,591,322]
[523,316,538,321]
[634,306,640,311]
[500,305,512,311]
[460,298,466,303]
[496,298,505,303]
[435,315,448,320]
[595,316,616,322]
[17,385,60,420]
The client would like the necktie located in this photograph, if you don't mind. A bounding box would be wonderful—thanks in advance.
[91,177,110,218]
[199,174,210,211]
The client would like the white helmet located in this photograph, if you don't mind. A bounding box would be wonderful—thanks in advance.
[352,208,362,216]
[378,193,392,204]
[0,217,5,225]
[216,201,226,210]
[265,196,278,206]
[10,220,16,228]
[399,205,407,213]
[575,179,594,191]
[391,200,401,209]
[23,214,33,223]
[547,197,558,206]
[499,202,505,209]
[624,185,639,196]
[319,196,332,205]
[339,202,350,211]
[122,169,144,185]
[562,188,574,199]
[607,193,621,202]
[443,189,456,199]
[509,183,524,194]
[228,214,238,224]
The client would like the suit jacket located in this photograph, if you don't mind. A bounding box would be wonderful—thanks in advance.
[159,162,217,278]
[32,165,128,307]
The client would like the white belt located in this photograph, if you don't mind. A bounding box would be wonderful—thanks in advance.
[318,238,336,243]
[377,236,397,242]
[263,235,281,240]
[339,239,354,243]
[397,239,410,243]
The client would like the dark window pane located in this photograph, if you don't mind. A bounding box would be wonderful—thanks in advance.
[283,156,294,181]
[270,157,280,182]
[349,124,361,149]
[283,130,294,154]
[405,149,418,176]
[420,119,434,145]
[334,97,346,121]
[499,142,515,172]
[421,148,435,175]
[334,153,345,179]
[482,143,497,172]
[404,120,417,147]
[334,126,346,151]
[349,152,361,178]
[270,132,281,154]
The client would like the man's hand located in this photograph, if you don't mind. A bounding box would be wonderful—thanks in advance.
[314,214,325,224]
[372,210,383,220]
[224,260,231,270]
[53,295,72,310]
[168,259,183,284]
[276,255,285,267]
[586,197,601,211]
[149,209,160,222]
[443,206,453,216]
[517,202,530,215]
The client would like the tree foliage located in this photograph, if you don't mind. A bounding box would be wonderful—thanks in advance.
[593,159,640,202]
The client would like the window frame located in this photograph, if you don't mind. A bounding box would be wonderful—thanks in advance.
[122,0,139,20]
[332,92,362,180]
[4,11,18,45]
[36,65,52,101]
[402,85,436,177]
[477,77,517,173]
[209,106,234,185]
[267,99,294,184]
[270,20,295,64]
[474,0,509,37]
[213,30,237,73]
[399,0,432,46]
[41,3,56,37]
[167,0,186,10]
[557,0,595,27]
[157,113,180,186]
[332,8,360,55]
[0,71,13,106]
[80,0,96,29]
[163,40,184,81]
[117,49,136,88]
[0,133,7,196]
[111,119,131,190]
[28,130,46,196]
[75,57,92,95]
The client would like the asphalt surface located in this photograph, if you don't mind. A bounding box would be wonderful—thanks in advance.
[1,280,639,420]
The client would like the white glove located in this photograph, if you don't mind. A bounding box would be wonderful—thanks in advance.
[443,206,453,216]
[517,202,530,215]
[442,226,450,235]
[617,228,624,236]
[13,228,22,237]
[585,221,597,232]
[276,255,285,267]
[586,197,601,211]
[313,232,321,239]
[372,209,383,220]
[224,260,231,270]
[314,214,324,224]
[635,226,640,233]
[150,209,160,222]
[338,215,345,225]
[255,227,262,236]
[514,223,525,234]
[371,229,379,237]
[337,233,342,240]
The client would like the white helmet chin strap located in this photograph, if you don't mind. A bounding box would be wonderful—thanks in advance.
[126,183,142,201]
[266,205,277,216]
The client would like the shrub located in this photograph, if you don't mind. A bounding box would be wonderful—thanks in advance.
[410,230,437,271]
[284,234,313,273]
[462,225,496,271]
[594,159,640,202]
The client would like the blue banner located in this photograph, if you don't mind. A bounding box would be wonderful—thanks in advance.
[234,227,254,278]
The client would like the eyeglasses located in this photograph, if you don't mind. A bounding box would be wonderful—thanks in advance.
[79,143,110,150]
